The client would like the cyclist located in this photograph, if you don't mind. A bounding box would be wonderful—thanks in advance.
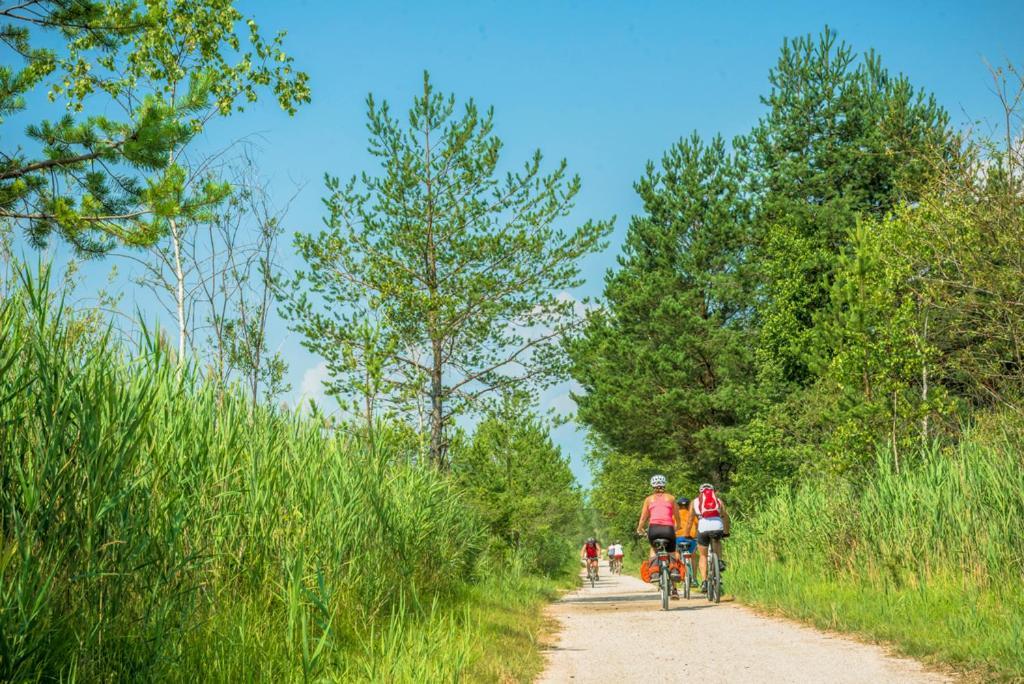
[675,496,698,587]
[635,474,682,597]
[580,537,602,579]
[607,540,624,573]
[683,483,731,594]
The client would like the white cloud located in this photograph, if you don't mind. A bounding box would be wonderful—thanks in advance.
[298,361,329,408]
[547,389,579,416]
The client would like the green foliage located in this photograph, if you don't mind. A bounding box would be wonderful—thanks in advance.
[569,133,755,484]
[0,263,496,681]
[731,419,1024,679]
[281,72,612,466]
[1,0,310,252]
[745,26,951,389]
[574,27,957,510]
[875,155,1024,413]
[452,397,583,577]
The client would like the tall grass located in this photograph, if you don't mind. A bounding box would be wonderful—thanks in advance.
[0,265,507,681]
[732,427,1024,679]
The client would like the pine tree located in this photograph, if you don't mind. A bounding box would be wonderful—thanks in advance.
[280,73,612,467]
[0,0,309,253]
[569,133,755,483]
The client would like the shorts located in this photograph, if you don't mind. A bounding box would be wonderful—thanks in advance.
[676,536,697,555]
[697,517,725,547]
[648,525,676,553]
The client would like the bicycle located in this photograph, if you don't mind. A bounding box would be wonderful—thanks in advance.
[609,556,623,575]
[585,559,599,587]
[704,532,725,604]
[650,538,673,611]
[681,550,695,600]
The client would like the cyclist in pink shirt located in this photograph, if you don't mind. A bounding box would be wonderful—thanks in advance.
[635,474,682,597]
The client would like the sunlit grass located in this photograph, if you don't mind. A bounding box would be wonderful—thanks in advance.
[731,432,1024,680]
[0,264,565,681]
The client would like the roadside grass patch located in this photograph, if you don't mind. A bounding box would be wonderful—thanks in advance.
[732,432,1024,681]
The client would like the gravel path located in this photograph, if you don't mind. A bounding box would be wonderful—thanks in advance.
[538,560,950,683]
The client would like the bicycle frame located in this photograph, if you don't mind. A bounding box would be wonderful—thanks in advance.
[682,551,694,599]
[651,538,672,610]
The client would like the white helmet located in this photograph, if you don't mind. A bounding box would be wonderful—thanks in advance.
[650,474,667,488]
[699,483,714,491]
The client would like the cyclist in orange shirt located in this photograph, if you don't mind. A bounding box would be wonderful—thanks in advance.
[675,496,698,587]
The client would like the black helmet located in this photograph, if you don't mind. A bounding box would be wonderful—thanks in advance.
[676,496,690,506]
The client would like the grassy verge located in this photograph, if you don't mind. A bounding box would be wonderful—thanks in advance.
[0,263,575,681]
[731,427,1024,681]
[282,571,568,683]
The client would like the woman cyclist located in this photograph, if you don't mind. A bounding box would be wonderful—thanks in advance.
[635,474,682,596]
[683,483,731,594]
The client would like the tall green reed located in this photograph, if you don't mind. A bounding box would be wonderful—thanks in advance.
[731,424,1024,677]
[0,264,485,681]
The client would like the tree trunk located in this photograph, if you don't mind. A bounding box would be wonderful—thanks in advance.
[170,217,187,372]
[920,311,929,445]
[429,338,445,468]
[364,363,376,454]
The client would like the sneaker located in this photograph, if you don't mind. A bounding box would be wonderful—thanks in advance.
[671,588,680,599]
[700,580,708,594]
[670,568,681,581]
[650,571,660,583]
[719,560,727,573]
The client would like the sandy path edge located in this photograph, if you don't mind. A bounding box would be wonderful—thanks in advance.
[537,561,952,683]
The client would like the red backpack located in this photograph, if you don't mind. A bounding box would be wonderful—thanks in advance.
[697,489,721,517]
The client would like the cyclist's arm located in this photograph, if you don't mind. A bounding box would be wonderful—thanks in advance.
[636,496,650,532]
[671,499,681,530]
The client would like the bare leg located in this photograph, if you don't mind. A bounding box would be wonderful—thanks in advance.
[698,544,708,581]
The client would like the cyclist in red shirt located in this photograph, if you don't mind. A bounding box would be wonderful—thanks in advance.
[580,537,602,579]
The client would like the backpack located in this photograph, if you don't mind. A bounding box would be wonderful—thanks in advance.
[697,489,721,518]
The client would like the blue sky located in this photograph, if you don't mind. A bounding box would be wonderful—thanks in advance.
[16,0,1023,488]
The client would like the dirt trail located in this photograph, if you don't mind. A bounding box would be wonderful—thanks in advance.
[539,560,949,683]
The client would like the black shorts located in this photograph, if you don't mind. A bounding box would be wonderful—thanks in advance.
[648,525,676,553]
[697,529,725,547]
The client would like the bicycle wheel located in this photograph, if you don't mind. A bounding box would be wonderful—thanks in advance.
[683,560,692,600]
[589,565,596,588]
[660,562,670,610]
[706,551,717,603]
[712,555,722,603]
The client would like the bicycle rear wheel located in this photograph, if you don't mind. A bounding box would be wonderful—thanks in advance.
[683,559,692,600]
[706,551,718,603]
[660,568,670,610]
[712,556,721,603]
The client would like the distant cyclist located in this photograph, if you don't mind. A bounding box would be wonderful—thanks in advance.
[635,474,682,597]
[675,496,698,587]
[683,483,731,594]
[607,540,624,573]
[580,537,602,579]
